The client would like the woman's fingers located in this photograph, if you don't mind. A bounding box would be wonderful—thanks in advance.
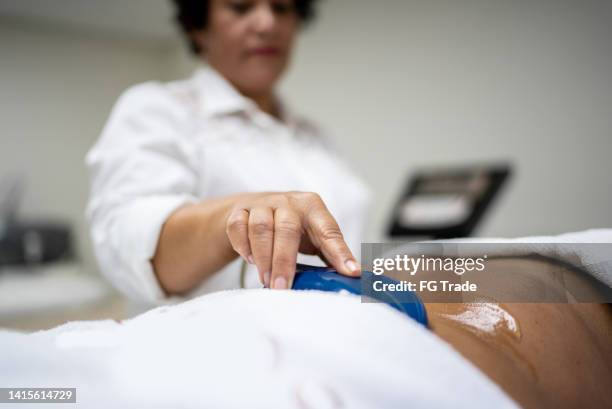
[225,208,251,262]
[270,208,302,289]
[226,192,359,291]
[305,206,361,277]
[248,206,274,287]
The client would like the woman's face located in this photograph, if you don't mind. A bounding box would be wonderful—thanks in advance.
[194,0,300,98]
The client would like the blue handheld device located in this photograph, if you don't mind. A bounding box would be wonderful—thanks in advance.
[291,264,428,327]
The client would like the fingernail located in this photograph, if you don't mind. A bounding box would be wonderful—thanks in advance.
[273,276,287,290]
[263,271,270,288]
[345,259,360,274]
[246,254,254,264]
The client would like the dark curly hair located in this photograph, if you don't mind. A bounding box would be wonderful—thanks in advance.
[171,0,319,55]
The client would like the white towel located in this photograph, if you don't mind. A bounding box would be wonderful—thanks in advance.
[0,289,518,409]
[441,228,612,287]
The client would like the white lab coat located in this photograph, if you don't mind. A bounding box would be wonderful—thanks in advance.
[86,65,371,304]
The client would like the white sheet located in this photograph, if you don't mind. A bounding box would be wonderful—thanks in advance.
[0,289,517,409]
[442,228,612,287]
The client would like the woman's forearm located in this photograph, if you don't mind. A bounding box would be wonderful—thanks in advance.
[152,190,361,296]
[152,195,247,295]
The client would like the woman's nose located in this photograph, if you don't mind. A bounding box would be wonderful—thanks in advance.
[251,4,277,34]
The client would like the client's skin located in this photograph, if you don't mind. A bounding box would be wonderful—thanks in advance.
[421,258,612,409]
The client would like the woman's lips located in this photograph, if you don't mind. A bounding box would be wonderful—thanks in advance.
[248,47,282,56]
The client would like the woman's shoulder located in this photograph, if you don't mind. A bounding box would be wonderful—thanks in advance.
[291,114,341,154]
[112,74,202,121]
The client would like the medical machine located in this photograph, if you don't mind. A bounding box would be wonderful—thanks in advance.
[292,263,428,327]
[388,164,511,239]
[0,175,72,267]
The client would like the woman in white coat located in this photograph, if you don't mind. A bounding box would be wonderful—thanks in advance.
[86,0,370,304]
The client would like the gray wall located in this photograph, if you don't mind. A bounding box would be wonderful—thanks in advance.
[280,0,612,239]
[0,19,175,270]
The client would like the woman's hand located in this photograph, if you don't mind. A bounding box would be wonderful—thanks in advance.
[225,191,361,289]
[153,191,360,295]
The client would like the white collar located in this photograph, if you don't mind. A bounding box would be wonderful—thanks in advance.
[193,64,298,128]
[194,65,255,117]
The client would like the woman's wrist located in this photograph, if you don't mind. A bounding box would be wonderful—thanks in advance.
[153,197,240,295]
